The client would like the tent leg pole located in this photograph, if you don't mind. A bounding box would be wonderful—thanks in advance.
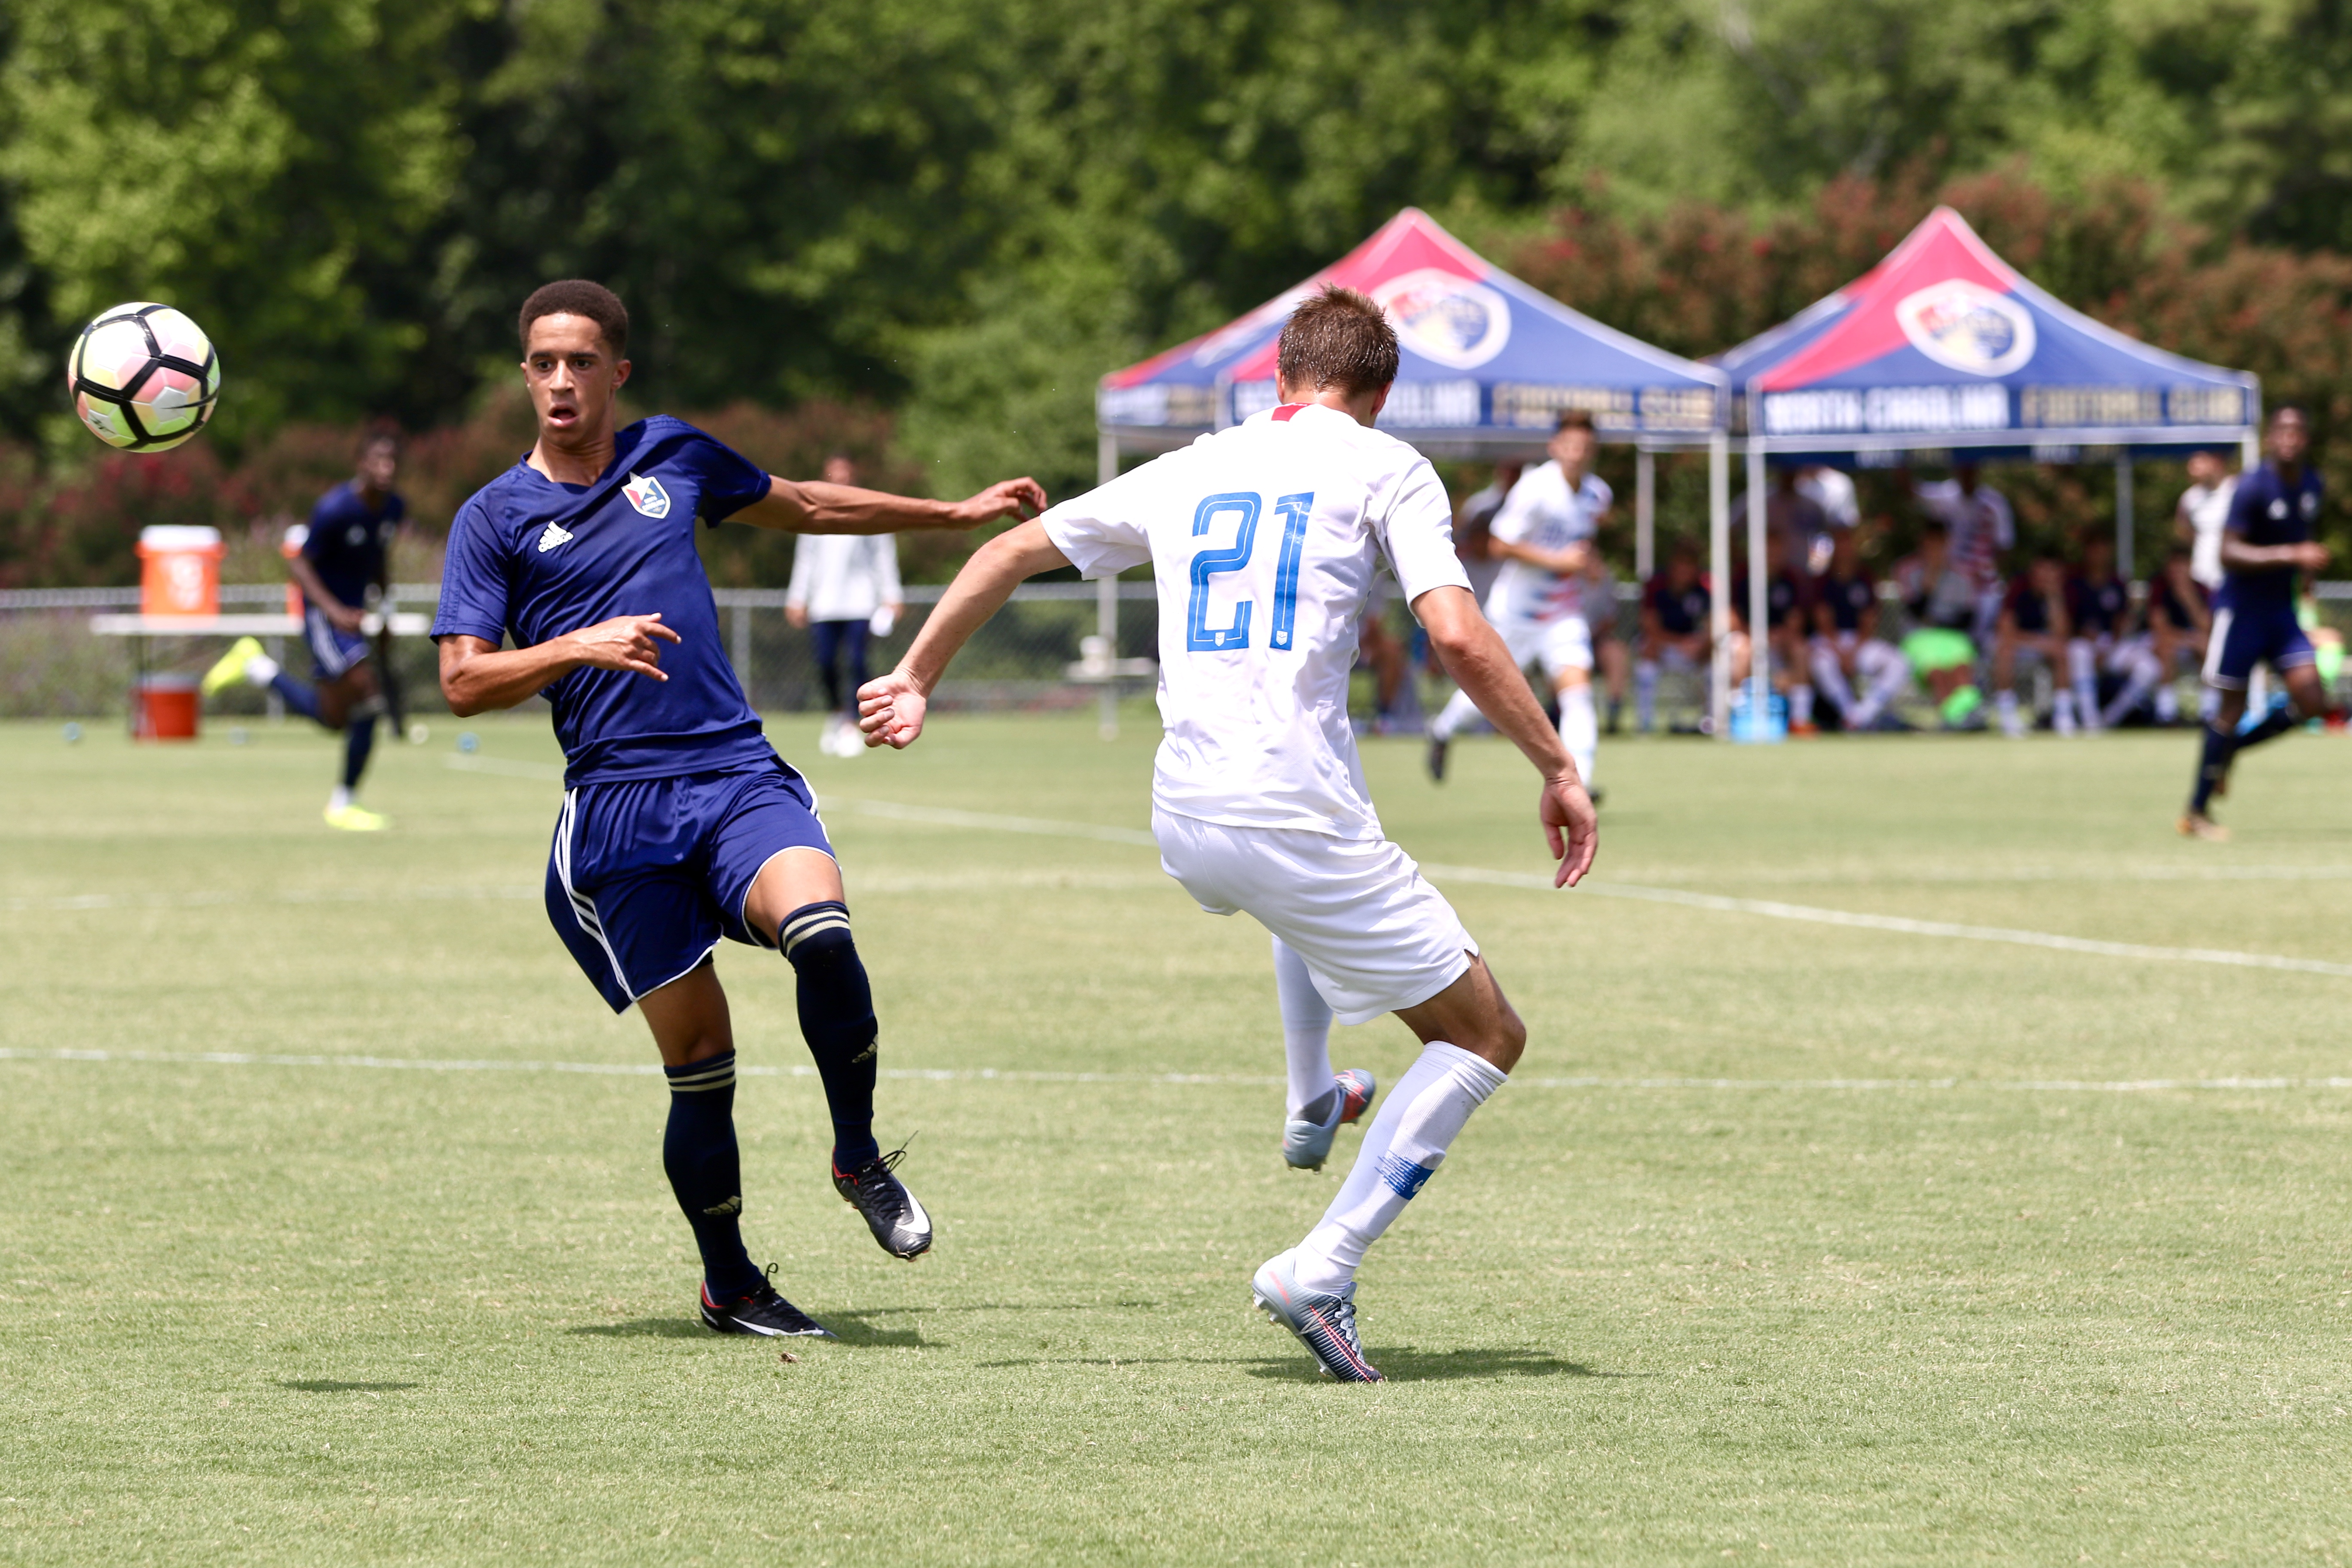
[1746,439,1770,730]
[1635,448,1656,582]
[2115,455,2134,583]
[1098,431,1120,741]
[1709,434,1730,739]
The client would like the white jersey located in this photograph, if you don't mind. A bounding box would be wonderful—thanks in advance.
[1487,461,1611,625]
[1798,466,1859,529]
[2182,477,2236,591]
[786,533,901,622]
[1914,480,2014,590]
[1042,402,1469,841]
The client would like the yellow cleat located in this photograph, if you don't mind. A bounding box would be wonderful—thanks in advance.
[201,636,266,698]
[2177,812,2230,842]
[324,802,390,833]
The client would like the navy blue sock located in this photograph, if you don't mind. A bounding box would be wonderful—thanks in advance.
[662,1052,762,1300]
[268,671,323,724]
[2190,723,2235,814]
[779,902,879,1169]
[342,714,376,789]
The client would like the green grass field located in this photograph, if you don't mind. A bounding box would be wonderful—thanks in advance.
[6,708,2352,1564]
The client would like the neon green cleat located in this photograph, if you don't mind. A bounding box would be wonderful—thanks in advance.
[201,636,266,698]
[323,802,390,833]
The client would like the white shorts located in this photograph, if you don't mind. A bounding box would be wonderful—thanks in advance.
[1495,613,1592,680]
[1152,807,1477,1026]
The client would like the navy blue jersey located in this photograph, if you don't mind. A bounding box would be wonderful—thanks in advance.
[302,481,405,609]
[2219,461,2323,615]
[431,416,775,787]
[2068,573,2131,637]
[1728,571,1810,633]
[1819,571,1876,634]
[1645,575,1710,637]
[2003,574,2060,635]
[2153,575,2205,631]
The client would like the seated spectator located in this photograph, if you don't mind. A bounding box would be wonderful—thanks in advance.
[1731,547,1817,732]
[2065,533,2161,730]
[1577,548,1631,735]
[1890,521,1984,728]
[1453,460,1519,610]
[1993,554,2074,736]
[2147,548,2212,724]
[1637,542,1731,732]
[1809,529,1909,732]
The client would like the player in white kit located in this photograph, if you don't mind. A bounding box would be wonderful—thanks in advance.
[858,288,1598,1381]
[1425,410,1610,796]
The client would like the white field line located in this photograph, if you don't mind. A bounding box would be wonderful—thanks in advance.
[5,1047,2350,1095]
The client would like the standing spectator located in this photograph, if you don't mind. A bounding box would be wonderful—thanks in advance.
[2176,448,2239,594]
[1993,553,2074,736]
[2066,533,2162,730]
[2147,548,2213,724]
[1799,463,1860,532]
[1912,462,2015,640]
[1767,466,1828,575]
[787,453,903,757]
[1810,529,1909,732]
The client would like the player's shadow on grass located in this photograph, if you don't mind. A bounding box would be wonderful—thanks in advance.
[1243,1348,1617,1383]
[279,1380,420,1393]
[564,1315,931,1348]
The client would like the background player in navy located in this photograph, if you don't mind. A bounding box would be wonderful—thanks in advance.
[2183,405,2332,839]
[203,429,407,830]
[432,281,1046,1338]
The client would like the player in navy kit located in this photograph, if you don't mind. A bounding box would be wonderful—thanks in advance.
[432,281,1045,1336]
[203,430,407,829]
[2182,406,2332,839]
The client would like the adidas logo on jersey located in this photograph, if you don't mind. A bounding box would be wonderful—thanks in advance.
[537,521,574,553]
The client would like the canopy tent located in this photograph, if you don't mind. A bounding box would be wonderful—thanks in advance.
[1714,207,2262,731]
[1096,208,1733,645]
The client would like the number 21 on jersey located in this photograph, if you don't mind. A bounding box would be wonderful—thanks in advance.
[1187,490,1313,653]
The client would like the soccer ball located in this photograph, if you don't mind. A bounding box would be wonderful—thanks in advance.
[66,302,221,451]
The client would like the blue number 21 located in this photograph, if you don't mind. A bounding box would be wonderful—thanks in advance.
[1185,490,1314,654]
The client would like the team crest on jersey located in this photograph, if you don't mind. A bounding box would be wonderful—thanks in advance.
[1895,280,2036,376]
[1372,269,1511,370]
[622,472,671,518]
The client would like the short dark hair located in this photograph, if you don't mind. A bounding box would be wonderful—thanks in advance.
[519,280,629,356]
[1276,286,1397,396]
[355,420,401,459]
[1555,410,1595,434]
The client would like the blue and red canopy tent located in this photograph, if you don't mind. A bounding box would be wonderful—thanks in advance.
[1096,207,1733,580]
[1714,207,2260,724]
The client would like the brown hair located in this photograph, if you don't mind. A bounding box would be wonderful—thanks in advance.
[518,280,630,356]
[1275,286,1397,396]
[1555,409,1595,434]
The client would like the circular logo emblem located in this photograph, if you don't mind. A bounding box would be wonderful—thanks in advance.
[1895,280,2036,377]
[1372,269,1511,370]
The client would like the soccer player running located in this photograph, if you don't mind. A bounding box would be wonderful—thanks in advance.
[2181,405,2331,841]
[430,281,1045,1337]
[1425,410,1610,797]
[858,288,1599,1381]
[202,429,407,830]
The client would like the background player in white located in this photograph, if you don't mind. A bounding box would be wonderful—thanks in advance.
[2177,447,2239,594]
[1425,410,1609,796]
[857,288,1599,1381]
[787,452,903,758]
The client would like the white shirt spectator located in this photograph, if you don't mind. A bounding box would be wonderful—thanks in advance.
[786,533,901,623]
[1914,478,2014,591]
[1040,402,1468,841]
[2181,476,2237,591]
[1799,466,1860,530]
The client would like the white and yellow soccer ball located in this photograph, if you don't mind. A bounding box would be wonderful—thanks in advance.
[67,302,222,451]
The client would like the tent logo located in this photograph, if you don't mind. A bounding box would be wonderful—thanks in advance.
[1895,280,2035,377]
[1372,269,1512,370]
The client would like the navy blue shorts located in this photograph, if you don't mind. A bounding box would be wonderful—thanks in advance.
[2204,602,2315,691]
[303,605,370,681]
[545,758,834,1012]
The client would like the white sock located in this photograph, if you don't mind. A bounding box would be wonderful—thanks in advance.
[328,785,354,813]
[1558,685,1597,790]
[2156,682,2180,723]
[1271,935,1334,1115]
[245,652,281,686]
[1429,687,1482,743]
[1788,683,1814,726]
[1635,661,1659,730]
[1293,1042,1507,1291]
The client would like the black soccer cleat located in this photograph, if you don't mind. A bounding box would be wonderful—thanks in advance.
[1425,735,1449,782]
[700,1268,835,1338]
[833,1142,933,1259]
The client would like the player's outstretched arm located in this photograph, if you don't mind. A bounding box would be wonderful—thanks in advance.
[1415,585,1599,888]
[436,614,682,716]
[858,519,1071,749]
[732,475,1047,536]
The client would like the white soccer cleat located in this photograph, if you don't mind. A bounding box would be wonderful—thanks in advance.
[1251,1250,1381,1382]
[1281,1068,1376,1171]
